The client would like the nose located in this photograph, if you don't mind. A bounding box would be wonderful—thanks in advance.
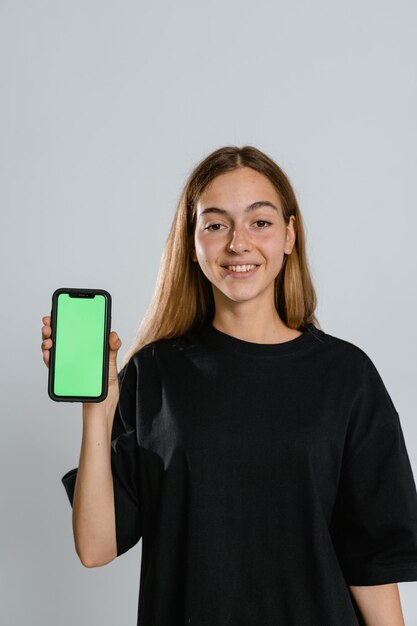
[227,228,252,253]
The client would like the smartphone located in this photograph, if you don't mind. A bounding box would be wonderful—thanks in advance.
[48,287,112,402]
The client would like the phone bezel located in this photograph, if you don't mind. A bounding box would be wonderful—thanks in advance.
[48,287,112,403]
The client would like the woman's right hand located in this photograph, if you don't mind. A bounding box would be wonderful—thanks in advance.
[41,315,122,390]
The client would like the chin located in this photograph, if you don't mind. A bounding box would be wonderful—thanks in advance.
[218,285,266,301]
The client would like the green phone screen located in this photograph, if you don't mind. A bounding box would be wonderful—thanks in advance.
[53,293,106,397]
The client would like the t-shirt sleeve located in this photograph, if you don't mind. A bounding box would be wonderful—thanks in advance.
[329,353,417,586]
[61,355,142,557]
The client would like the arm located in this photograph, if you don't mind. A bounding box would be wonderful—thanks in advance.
[348,583,405,626]
[72,393,119,567]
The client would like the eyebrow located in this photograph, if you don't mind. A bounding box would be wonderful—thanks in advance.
[199,200,279,217]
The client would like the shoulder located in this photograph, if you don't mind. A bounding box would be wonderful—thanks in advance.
[122,333,191,376]
[118,343,156,385]
[318,327,396,408]
[315,326,377,369]
[135,329,203,359]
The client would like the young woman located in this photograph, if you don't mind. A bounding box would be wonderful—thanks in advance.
[42,145,417,625]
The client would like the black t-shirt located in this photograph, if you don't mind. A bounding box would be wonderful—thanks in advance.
[62,322,417,625]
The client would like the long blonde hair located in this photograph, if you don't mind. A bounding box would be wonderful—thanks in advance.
[120,145,320,369]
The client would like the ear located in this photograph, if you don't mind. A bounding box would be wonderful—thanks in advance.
[285,216,297,254]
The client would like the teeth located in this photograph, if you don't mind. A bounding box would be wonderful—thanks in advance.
[226,264,257,272]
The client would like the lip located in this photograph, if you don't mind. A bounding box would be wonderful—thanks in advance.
[222,264,261,278]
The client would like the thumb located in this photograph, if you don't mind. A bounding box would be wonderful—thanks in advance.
[109,331,122,360]
[108,331,122,386]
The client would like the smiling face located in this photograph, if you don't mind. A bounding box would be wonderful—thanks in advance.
[192,166,297,307]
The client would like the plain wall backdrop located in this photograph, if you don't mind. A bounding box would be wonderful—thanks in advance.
[1,0,416,624]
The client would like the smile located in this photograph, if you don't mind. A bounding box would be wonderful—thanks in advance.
[222,264,260,278]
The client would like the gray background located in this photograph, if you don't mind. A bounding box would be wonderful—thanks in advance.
[1,0,416,624]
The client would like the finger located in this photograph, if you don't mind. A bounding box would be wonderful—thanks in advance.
[42,325,51,339]
[109,332,122,349]
[42,316,51,325]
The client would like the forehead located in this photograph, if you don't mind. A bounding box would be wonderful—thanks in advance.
[196,168,281,214]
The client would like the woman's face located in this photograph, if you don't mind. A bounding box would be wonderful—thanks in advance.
[192,166,296,305]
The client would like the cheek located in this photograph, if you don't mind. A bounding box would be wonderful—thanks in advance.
[194,228,283,260]
[194,233,218,259]
[261,230,285,250]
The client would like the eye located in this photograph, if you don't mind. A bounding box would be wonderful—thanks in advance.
[204,223,224,231]
[204,220,272,231]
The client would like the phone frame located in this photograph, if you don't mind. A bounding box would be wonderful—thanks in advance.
[48,287,112,403]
